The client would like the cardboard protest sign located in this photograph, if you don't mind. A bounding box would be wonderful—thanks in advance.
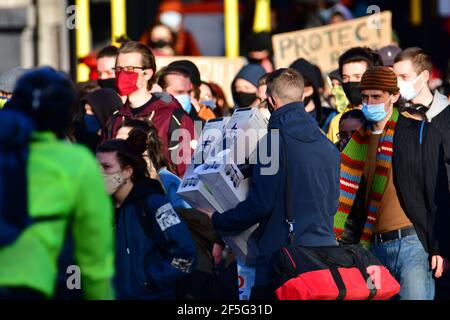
[155,56,247,106]
[272,11,392,74]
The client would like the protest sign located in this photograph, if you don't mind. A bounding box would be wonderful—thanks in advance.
[272,11,392,74]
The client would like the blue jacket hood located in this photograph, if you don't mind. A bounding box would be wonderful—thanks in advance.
[269,101,321,143]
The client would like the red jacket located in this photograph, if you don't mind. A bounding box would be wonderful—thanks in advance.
[103,92,196,177]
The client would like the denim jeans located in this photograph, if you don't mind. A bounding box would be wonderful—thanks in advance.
[371,233,435,300]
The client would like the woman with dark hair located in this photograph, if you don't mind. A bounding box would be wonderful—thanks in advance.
[114,118,238,300]
[116,118,190,209]
[96,130,196,299]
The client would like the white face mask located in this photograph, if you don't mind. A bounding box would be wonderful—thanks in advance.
[160,11,182,32]
[398,73,425,101]
[103,172,126,195]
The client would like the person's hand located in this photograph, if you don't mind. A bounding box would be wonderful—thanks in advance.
[431,255,444,278]
[212,243,224,266]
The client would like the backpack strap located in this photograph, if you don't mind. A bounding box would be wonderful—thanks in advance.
[280,131,296,245]
[168,107,185,150]
[105,111,120,140]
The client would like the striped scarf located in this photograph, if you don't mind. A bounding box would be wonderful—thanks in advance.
[334,108,399,247]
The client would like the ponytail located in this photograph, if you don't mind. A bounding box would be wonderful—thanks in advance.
[97,131,149,182]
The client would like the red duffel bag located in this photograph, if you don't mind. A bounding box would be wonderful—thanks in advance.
[274,243,400,300]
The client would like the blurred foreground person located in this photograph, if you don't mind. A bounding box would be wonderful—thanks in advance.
[0,67,115,299]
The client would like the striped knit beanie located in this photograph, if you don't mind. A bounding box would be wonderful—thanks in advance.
[359,66,399,93]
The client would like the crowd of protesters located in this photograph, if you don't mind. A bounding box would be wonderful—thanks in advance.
[1,2,450,301]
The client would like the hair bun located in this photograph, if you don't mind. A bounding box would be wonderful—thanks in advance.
[126,129,148,155]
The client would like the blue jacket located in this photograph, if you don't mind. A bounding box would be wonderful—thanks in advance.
[114,178,196,299]
[212,102,340,286]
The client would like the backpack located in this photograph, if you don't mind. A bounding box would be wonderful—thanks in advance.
[0,109,63,247]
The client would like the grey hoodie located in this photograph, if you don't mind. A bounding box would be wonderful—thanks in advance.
[426,90,449,122]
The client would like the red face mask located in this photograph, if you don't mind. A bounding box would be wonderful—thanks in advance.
[115,71,139,96]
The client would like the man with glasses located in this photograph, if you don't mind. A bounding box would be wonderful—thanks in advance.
[103,41,196,178]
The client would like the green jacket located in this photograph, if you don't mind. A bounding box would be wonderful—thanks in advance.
[0,132,115,299]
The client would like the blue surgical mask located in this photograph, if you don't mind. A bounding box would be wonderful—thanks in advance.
[200,99,216,110]
[362,95,392,122]
[175,94,192,114]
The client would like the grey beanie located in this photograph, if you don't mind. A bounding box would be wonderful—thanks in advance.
[0,67,27,93]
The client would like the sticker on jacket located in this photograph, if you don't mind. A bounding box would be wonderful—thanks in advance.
[171,258,194,273]
[155,203,181,231]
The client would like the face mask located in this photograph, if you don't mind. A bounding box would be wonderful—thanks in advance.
[103,172,126,195]
[84,114,101,134]
[247,57,263,64]
[200,99,217,110]
[362,95,392,122]
[160,11,182,32]
[98,78,116,90]
[398,73,425,101]
[319,8,333,22]
[235,92,257,108]
[342,82,363,106]
[150,39,172,49]
[115,71,139,96]
[175,94,192,113]
[331,85,350,113]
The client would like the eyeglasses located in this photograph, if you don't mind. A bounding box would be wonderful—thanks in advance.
[113,66,148,73]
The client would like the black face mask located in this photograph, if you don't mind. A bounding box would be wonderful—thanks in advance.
[247,57,263,64]
[342,82,363,106]
[150,39,172,49]
[235,92,257,108]
[98,78,116,91]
